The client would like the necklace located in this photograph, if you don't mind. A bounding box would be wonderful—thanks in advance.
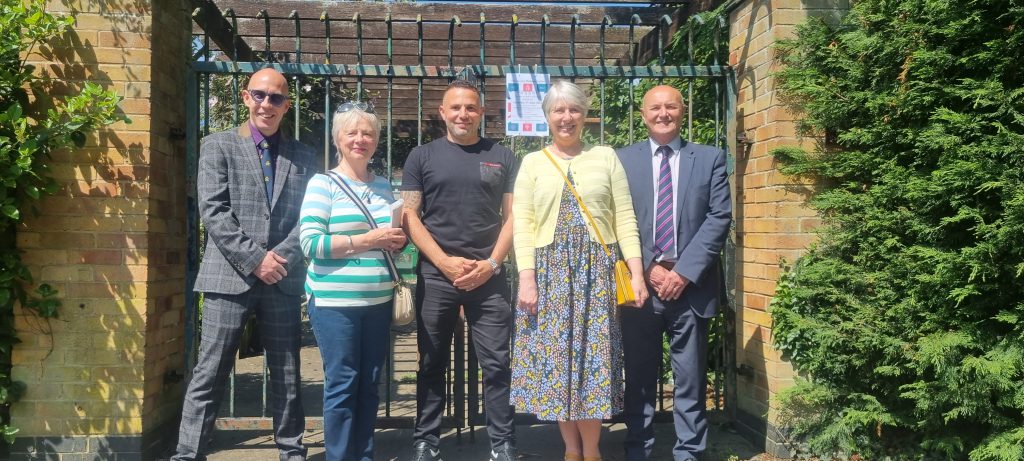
[336,170,374,204]
[346,178,374,203]
[356,183,372,204]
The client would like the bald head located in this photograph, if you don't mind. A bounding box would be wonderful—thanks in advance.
[644,85,683,106]
[642,85,685,146]
[242,68,291,136]
[249,68,288,91]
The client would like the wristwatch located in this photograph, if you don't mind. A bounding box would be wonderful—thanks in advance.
[486,257,502,275]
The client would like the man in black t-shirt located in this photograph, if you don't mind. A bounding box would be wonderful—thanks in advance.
[401,80,518,461]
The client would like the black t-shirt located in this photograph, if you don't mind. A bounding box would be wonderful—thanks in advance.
[401,137,518,279]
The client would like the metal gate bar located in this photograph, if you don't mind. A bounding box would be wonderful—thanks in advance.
[186,3,736,437]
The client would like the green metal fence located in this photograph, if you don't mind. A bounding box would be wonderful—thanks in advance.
[185,2,736,436]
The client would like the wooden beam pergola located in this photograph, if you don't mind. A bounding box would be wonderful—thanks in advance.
[191,1,700,128]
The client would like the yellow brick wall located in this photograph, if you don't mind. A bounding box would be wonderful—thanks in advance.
[143,0,190,435]
[12,0,189,441]
[727,0,850,452]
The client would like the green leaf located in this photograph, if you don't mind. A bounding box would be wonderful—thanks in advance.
[1,424,18,445]
[5,103,21,121]
[1,205,18,220]
[70,130,86,148]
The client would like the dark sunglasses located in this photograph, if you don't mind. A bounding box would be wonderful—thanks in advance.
[336,101,375,114]
[246,89,288,107]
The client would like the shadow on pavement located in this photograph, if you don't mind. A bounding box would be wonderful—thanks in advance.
[198,418,762,461]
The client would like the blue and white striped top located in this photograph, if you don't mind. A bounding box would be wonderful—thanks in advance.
[299,172,395,307]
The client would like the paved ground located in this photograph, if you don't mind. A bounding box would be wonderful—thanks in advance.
[180,318,768,461]
[201,420,765,461]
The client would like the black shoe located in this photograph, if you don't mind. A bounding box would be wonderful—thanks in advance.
[489,442,517,461]
[411,441,443,461]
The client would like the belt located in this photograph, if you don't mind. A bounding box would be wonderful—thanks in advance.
[655,260,675,270]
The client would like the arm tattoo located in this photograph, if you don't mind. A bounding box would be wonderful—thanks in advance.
[402,191,423,216]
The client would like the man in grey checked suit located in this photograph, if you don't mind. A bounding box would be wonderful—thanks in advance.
[616,85,732,461]
[174,68,316,461]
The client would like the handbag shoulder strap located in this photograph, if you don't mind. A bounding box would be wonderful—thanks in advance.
[324,171,401,283]
[541,148,613,258]
[325,170,377,228]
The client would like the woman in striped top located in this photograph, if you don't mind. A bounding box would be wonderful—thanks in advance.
[299,102,407,461]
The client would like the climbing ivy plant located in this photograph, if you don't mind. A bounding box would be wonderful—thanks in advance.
[0,0,127,446]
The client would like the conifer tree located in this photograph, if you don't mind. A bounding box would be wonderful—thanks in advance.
[769,1,1024,459]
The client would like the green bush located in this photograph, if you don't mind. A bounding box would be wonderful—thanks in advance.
[0,0,127,445]
[768,0,1024,459]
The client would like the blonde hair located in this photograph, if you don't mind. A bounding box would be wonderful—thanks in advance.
[331,107,380,162]
[332,107,379,141]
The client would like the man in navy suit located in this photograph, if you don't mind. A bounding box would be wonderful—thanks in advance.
[616,85,732,461]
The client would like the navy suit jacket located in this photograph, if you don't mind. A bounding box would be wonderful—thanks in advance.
[616,139,732,318]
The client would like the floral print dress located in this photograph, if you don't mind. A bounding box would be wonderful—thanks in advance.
[511,173,624,421]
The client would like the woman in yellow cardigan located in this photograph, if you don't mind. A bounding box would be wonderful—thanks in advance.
[510,80,649,461]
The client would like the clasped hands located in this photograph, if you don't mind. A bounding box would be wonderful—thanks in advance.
[647,263,689,301]
[254,250,288,285]
[440,255,493,292]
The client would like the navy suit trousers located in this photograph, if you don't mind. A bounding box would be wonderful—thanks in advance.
[621,297,709,461]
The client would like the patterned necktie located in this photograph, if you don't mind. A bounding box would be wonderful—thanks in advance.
[258,139,274,204]
[654,145,674,257]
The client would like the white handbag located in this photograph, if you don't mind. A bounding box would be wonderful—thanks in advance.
[391,281,415,325]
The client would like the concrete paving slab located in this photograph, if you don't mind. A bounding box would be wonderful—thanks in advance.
[192,421,762,461]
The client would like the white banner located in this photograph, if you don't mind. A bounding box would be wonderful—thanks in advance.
[505,73,550,137]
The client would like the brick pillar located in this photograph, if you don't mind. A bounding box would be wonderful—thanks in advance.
[11,0,190,458]
[727,0,849,456]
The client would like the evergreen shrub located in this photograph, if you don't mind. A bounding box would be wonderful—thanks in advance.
[767,1,1024,459]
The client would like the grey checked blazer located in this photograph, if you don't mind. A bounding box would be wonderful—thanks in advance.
[194,124,318,296]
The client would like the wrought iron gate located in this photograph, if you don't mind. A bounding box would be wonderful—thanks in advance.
[184,1,736,438]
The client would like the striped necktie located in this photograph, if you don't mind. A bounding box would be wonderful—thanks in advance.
[654,145,674,257]
[258,139,274,204]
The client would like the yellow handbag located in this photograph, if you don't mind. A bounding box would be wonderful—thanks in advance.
[613,260,637,306]
[542,149,637,306]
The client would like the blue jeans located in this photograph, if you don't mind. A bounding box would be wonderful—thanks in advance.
[308,298,392,461]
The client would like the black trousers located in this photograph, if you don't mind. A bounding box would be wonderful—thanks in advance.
[413,274,515,449]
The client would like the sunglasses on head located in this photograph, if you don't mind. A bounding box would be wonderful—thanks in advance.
[246,89,288,107]
[336,101,375,114]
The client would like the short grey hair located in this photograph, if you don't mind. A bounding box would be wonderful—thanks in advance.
[331,106,380,154]
[542,80,590,118]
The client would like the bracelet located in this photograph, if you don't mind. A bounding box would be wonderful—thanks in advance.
[346,235,354,253]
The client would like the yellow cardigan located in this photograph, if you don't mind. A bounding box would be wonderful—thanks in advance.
[512,145,642,270]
